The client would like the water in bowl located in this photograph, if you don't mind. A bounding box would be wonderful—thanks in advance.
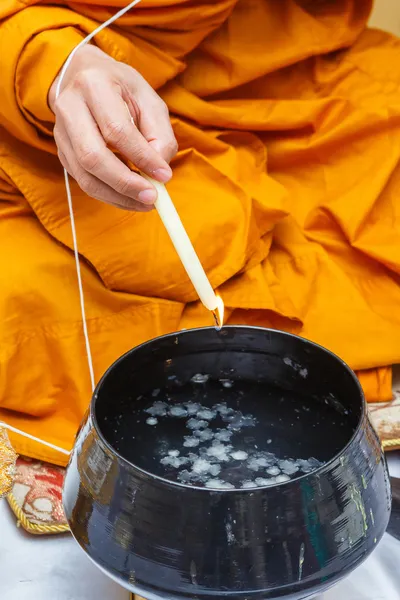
[104,373,352,490]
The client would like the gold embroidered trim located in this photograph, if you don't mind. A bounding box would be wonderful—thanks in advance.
[382,438,400,450]
[6,493,69,535]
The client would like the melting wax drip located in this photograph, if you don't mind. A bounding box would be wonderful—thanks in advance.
[213,310,222,331]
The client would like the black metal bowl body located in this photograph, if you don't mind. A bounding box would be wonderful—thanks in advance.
[63,326,391,600]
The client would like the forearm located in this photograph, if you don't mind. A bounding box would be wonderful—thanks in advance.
[0,5,183,150]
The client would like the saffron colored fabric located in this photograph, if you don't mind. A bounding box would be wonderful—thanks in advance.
[1,1,400,465]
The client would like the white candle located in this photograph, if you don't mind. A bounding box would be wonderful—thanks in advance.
[142,175,219,312]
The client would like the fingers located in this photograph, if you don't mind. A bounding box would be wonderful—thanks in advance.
[82,77,173,182]
[54,121,154,212]
[55,94,158,206]
[137,98,178,164]
[51,45,179,211]
[123,73,178,164]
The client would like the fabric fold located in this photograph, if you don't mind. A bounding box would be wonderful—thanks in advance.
[0,0,399,464]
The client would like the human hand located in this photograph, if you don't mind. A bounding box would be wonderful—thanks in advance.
[49,45,178,211]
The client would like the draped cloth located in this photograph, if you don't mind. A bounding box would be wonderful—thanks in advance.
[0,0,399,465]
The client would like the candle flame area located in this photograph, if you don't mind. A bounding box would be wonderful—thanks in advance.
[212,296,225,331]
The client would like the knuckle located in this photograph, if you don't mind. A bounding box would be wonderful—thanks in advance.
[114,177,136,197]
[102,120,126,145]
[130,145,148,167]
[77,147,102,171]
[72,69,94,91]
[70,67,107,95]
[158,137,178,162]
[78,174,95,195]
[167,138,179,156]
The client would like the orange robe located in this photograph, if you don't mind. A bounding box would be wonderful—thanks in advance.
[0,0,399,465]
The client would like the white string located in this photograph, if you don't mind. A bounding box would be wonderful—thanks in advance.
[55,0,143,393]
[0,2,144,458]
[0,422,71,456]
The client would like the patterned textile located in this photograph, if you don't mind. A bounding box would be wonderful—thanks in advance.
[7,456,68,535]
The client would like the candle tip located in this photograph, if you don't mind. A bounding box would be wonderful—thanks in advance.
[212,295,224,331]
[213,310,221,331]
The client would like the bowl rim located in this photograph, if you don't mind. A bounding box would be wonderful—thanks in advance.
[89,325,368,493]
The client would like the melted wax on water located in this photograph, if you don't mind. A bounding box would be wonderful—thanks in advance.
[138,375,326,489]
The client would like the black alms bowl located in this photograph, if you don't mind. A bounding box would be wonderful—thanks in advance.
[63,327,391,600]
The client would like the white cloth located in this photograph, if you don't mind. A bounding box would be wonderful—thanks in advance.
[1,454,399,600]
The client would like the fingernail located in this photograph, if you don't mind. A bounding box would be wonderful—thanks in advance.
[138,188,157,204]
[153,167,172,183]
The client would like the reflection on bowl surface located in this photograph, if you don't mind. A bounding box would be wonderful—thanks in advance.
[64,326,391,600]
